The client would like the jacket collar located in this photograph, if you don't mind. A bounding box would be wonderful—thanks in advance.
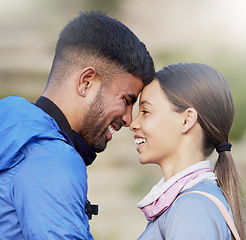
[35,96,96,166]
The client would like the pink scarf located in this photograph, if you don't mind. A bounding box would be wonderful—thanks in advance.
[138,161,216,221]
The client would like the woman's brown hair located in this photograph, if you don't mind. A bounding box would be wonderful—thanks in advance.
[156,63,245,239]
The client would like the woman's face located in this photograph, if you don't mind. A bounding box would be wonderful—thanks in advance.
[130,80,184,166]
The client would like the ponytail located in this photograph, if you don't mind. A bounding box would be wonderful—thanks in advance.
[214,150,245,240]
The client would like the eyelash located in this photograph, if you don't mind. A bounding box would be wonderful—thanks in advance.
[141,110,148,115]
[124,98,130,106]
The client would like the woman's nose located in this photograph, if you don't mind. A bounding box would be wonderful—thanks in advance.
[129,115,139,132]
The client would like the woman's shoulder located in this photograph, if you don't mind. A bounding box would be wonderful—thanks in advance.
[181,179,229,206]
[162,180,232,239]
[170,180,231,219]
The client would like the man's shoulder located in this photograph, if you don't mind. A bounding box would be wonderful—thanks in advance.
[12,139,87,194]
[23,138,86,174]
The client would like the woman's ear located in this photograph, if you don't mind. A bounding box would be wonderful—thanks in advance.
[181,108,198,133]
[77,67,98,97]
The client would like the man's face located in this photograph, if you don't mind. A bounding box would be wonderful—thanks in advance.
[79,72,144,153]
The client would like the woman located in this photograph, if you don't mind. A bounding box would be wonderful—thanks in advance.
[130,63,245,239]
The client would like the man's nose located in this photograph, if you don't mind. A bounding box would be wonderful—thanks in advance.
[121,106,133,127]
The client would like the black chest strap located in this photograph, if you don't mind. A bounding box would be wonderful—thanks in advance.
[85,199,98,220]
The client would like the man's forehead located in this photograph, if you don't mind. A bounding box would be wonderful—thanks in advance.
[109,72,144,96]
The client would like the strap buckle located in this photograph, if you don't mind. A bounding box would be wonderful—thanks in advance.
[85,199,98,220]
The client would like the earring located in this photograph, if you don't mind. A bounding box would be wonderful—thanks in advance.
[82,90,85,94]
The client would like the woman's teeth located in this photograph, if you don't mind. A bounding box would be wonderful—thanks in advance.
[108,125,115,135]
[135,138,146,145]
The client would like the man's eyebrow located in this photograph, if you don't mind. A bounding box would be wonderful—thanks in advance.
[128,94,137,104]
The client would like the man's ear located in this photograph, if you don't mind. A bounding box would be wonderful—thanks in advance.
[181,108,198,133]
[77,67,98,97]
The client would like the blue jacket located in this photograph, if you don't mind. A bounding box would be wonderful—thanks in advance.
[138,180,233,239]
[0,96,94,239]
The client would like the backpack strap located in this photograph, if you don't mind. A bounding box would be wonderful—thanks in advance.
[175,190,240,240]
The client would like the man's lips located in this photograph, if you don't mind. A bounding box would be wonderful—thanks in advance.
[108,124,115,135]
[106,123,121,141]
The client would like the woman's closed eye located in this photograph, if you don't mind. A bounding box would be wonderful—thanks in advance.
[141,110,149,115]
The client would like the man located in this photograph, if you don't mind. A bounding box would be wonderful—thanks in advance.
[0,11,154,239]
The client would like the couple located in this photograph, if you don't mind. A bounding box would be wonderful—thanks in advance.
[0,11,244,240]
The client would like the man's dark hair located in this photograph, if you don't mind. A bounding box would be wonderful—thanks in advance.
[48,11,155,86]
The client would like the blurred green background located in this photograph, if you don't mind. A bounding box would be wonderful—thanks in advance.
[0,0,245,239]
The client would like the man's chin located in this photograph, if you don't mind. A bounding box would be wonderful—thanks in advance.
[92,141,108,153]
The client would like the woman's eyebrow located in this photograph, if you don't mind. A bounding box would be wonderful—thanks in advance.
[139,100,152,106]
